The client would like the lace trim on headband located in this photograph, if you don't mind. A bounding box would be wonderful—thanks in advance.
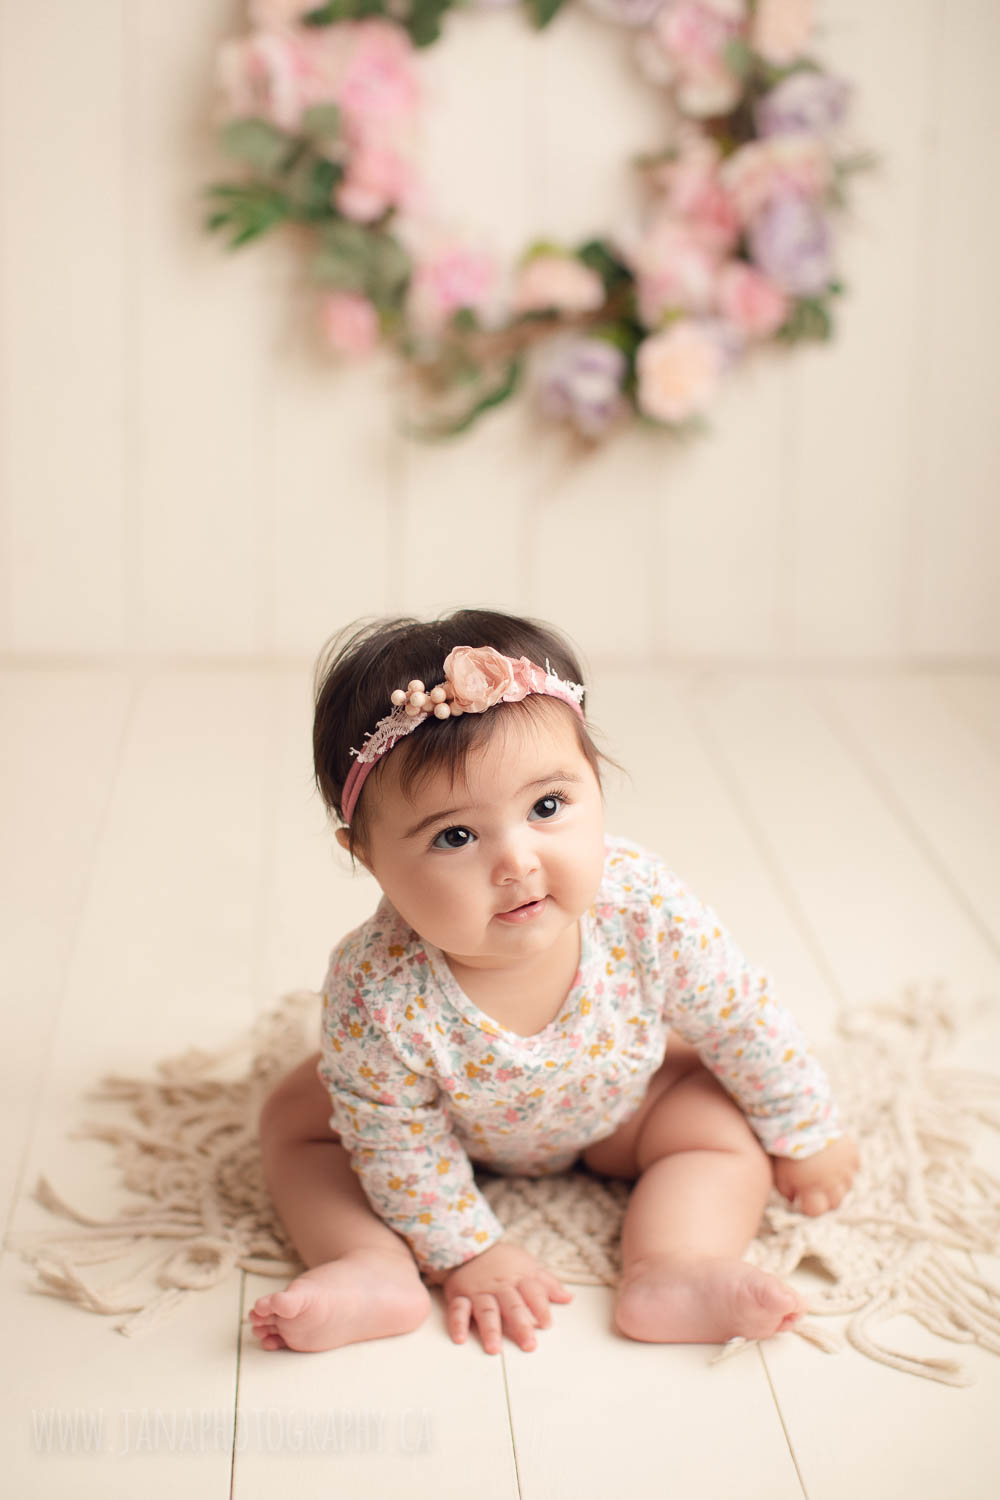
[349,661,584,768]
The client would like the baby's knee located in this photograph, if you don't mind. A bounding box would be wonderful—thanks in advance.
[258,1052,339,1148]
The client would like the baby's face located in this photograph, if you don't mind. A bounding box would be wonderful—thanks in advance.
[356,706,606,974]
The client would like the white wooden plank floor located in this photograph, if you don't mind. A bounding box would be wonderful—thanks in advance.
[3,664,999,1499]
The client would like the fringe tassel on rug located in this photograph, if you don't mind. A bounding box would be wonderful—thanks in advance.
[7,982,1000,1382]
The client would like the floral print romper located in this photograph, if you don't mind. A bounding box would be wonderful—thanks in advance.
[319,835,842,1275]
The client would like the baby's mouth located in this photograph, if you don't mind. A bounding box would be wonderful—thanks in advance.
[495,897,548,922]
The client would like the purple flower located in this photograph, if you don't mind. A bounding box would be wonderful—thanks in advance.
[748,193,832,296]
[537,338,628,438]
[755,71,851,138]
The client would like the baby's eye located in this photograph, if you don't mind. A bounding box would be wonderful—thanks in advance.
[431,826,475,851]
[529,793,565,822]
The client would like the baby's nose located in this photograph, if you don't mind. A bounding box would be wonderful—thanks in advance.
[492,834,540,882]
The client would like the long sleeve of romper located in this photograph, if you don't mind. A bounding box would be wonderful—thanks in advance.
[318,939,506,1277]
[643,862,842,1157]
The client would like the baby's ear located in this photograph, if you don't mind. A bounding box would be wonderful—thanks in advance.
[335,825,374,875]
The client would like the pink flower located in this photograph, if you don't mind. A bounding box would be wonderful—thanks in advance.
[636,320,727,423]
[624,219,720,326]
[216,30,331,132]
[638,0,747,118]
[321,292,380,355]
[720,135,830,224]
[335,143,414,222]
[443,647,516,712]
[336,20,419,137]
[751,0,812,66]
[651,147,742,255]
[513,255,606,315]
[407,244,495,335]
[716,261,789,338]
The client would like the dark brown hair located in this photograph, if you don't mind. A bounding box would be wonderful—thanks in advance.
[313,608,615,856]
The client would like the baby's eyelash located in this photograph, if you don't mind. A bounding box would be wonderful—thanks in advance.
[426,786,573,850]
[542,785,572,805]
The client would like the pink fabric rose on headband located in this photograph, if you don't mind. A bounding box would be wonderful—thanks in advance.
[443,646,517,712]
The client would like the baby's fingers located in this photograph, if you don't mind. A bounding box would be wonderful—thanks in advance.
[471,1293,505,1355]
[542,1273,574,1304]
[446,1293,473,1344]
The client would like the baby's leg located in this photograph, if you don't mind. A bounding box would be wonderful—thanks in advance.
[249,1053,431,1352]
[583,1047,803,1344]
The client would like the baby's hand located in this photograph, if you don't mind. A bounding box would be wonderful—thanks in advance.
[771,1135,860,1215]
[438,1240,573,1355]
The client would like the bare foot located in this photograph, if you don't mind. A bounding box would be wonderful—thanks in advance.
[248,1248,432,1353]
[614,1256,805,1345]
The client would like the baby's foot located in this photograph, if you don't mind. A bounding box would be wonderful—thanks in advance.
[248,1249,431,1353]
[614,1256,804,1345]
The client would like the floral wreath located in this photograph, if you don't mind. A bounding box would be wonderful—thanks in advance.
[208,0,872,441]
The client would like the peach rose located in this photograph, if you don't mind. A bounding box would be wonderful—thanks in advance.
[443,647,516,712]
[751,0,812,66]
[716,261,789,338]
[635,321,726,423]
[513,255,606,315]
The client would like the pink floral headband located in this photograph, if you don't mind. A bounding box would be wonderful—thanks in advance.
[340,645,586,825]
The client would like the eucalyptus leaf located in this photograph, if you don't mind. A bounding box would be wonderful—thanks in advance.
[301,104,342,141]
[526,0,567,30]
[220,119,292,175]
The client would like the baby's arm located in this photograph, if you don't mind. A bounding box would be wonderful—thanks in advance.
[649,866,855,1188]
[321,989,572,1348]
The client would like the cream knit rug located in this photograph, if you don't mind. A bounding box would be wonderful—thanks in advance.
[12,983,1000,1387]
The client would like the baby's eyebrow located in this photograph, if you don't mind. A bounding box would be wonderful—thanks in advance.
[402,770,583,841]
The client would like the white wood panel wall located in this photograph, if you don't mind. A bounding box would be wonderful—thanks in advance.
[0,0,997,665]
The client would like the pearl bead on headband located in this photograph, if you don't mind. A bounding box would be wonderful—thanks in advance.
[340,645,586,826]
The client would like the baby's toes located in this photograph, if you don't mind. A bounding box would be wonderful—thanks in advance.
[798,1187,830,1215]
[268,1285,313,1322]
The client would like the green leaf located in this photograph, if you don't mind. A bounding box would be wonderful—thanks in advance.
[303,1,352,23]
[311,221,372,291]
[407,0,451,46]
[723,38,754,78]
[590,321,643,359]
[286,155,342,220]
[520,239,569,265]
[526,0,567,30]
[310,221,411,305]
[204,182,291,247]
[450,307,480,333]
[219,119,293,175]
[777,296,834,344]
[366,231,412,305]
[301,104,342,141]
[576,239,633,295]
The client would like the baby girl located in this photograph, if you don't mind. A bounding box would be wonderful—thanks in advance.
[250,608,858,1356]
